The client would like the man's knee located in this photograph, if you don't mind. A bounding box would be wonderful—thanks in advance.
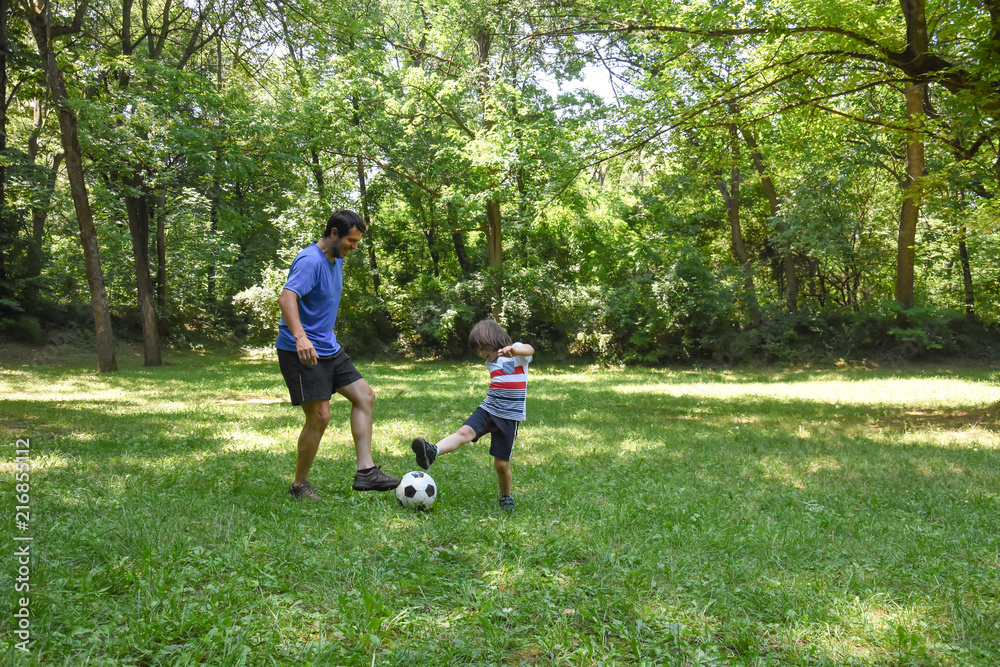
[340,379,375,412]
[303,401,331,428]
[353,383,377,412]
[458,425,476,440]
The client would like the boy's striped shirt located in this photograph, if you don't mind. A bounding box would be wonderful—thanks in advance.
[479,346,532,421]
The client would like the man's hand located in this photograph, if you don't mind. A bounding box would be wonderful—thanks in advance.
[296,335,318,366]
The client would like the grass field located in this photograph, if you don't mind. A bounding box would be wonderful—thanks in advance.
[2,349,999,666]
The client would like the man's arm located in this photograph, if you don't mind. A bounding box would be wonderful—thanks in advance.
[278,288,318,365]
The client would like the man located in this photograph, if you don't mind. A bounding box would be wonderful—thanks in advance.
[276,209,400,501]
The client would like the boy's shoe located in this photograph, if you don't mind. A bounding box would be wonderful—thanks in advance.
[352,466,401,491]
[499,495,515,511]
[411,437,438,470]
[289,480,323,502]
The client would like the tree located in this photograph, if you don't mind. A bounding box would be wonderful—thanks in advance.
[895,82,925,317]
[21,0,117,371]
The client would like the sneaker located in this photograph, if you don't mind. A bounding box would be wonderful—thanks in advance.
[289,480,323,502]
[352,466,401,491]
[411,437,438,470]
[499,495,515,511]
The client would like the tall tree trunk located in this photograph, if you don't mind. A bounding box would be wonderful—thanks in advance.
[117,0,161,365]
[717,122,761,327]
[958,227,975,318]
[353,124,382,297]
[124,176,162,366]
[156,184,167,309]
[475,27,504,321]
[896,82,924,321]
[23,1,117,371]
[207,36,223,306]
[0,0,8,299]
[740,126,798,311]
[485,199,503,321]
[26,151,62,297]
[448,202,473,279]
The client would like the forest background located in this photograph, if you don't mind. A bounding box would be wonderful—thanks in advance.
[2,0,1000,371]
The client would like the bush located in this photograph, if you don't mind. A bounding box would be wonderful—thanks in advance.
[0,315,45,344]
[232,265,287,345]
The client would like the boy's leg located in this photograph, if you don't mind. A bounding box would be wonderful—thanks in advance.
[494,457,512,497]
[436,425,477,455]
[412,424,476,469]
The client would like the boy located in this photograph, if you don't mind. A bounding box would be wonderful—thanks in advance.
[411,319,535,511]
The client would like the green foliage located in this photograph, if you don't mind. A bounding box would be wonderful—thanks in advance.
[232,265,288,344]
[4,0,1000,364]
[387,273,485,358]
[0,315,44,343]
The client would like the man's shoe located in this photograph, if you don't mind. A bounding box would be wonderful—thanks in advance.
[499,495,515,511]
[352,466,402,491]
[411,437,438,470]
[289,480,323,502]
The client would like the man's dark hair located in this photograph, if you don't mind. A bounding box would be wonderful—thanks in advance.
[323,209,367,239]
[468,319,512,352]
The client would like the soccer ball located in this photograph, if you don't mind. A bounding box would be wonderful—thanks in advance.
[396,471,437,510]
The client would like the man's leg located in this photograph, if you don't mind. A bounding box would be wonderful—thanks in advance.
[295,399,330,484]
[336,377,400,491]
[336,378,377,469]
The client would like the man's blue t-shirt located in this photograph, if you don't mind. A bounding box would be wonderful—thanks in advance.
[275,243,343,356]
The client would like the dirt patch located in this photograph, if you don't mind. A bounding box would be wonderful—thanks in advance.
[219,396,285,405]
[0,342,150,367]
[875,402,1000,431]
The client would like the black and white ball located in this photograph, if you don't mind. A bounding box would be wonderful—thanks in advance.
[396,471,437,510]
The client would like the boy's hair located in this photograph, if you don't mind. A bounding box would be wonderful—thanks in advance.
[468,319,512,352]
[323,209,367,239]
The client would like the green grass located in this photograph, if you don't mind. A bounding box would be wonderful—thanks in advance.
[2,350,999,665]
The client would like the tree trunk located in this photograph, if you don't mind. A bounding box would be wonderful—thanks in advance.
[26,151,62,297]
[356,152,382,297]
[475,27,504,321]
[485,199,503,321]
[123,175,162,366]
[156,184,167,309]
[24,2,117,371]
[207,36,223,306]
[958,229,975,318]
[896,82,924,321]
[741,126,798,311]
[717,122,761,327]
[448,202,473,279]
[0,0,8,299]
[115,0,161,365]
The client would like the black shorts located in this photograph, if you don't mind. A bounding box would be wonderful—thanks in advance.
[277,348,364,406]
[464,407,520,461]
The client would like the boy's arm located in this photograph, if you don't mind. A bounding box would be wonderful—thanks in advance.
[498,343,534,358]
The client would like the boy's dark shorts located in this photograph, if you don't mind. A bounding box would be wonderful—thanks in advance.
[464,407,520,462]
[277,347,364,406]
